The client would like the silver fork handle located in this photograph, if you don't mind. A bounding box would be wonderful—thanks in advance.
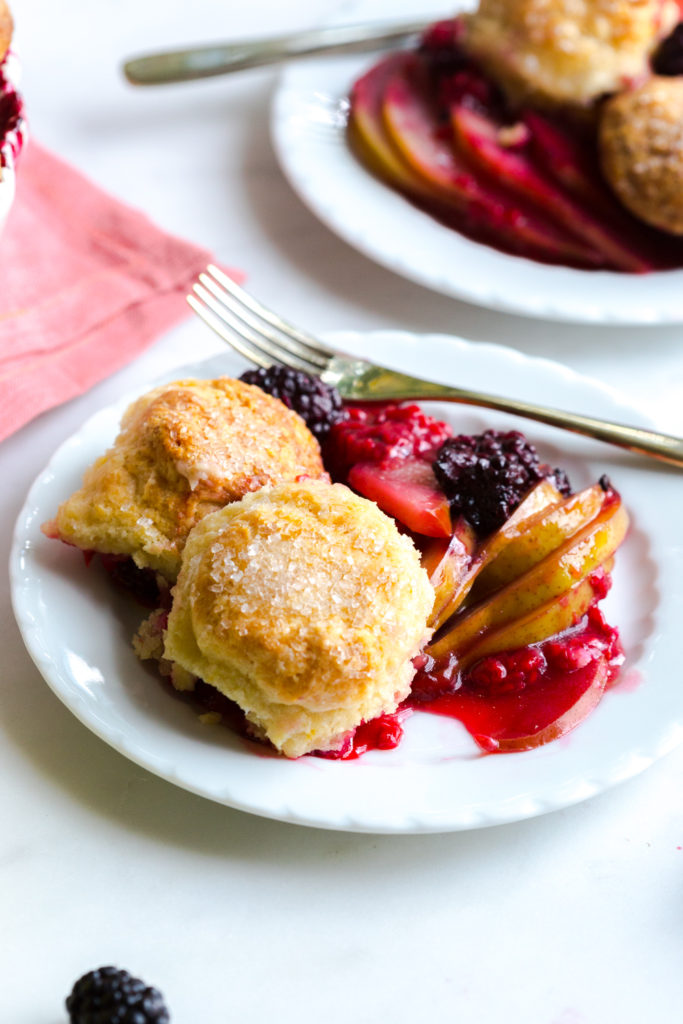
[123,19,429,85]
[336,363,683,468]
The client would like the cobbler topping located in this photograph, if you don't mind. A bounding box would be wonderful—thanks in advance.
[239,364,346,440]
[432,429,571,537]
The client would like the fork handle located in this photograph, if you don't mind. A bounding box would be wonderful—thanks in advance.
[123,19,428,85]
[350,370,683,468]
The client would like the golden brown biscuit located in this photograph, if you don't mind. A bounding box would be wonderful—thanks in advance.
[163,481,434,757]
[48,377,326,580]
[464,0,679,107]
[599,76,683,234]
[0,1,12,64]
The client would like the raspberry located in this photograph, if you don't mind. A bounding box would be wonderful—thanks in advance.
[466,647,546,695]
[327,403,452,476]
[432,429,571,536]
[239,365,345,440]
[66,966,170,1024]
[545,637,602,672]
[653,23,683,76]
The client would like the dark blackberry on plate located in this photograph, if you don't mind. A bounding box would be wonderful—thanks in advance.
[239,364,346,440]
[432,428,571,536]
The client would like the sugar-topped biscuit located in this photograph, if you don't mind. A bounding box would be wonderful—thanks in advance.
[163,480,434,757]
[464,0,679,107]
[47,377,326,580]
[600,76,683,234]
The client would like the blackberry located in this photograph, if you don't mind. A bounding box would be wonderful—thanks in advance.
[432,429,571,537]
[418,18,469,77]
[66,966,170,1024]
[653,23,683,76]
[239,365,345,440]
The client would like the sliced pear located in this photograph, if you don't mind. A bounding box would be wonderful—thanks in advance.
[457,565,612,673]
[421,518,477,629]
[380,62,599,265]
[427,495,629,660]
[433,479,563,628]
[381,57,474,205]
[468,483,606,602]
[348,458,452,538]
[450,102,650,272]
[348,53,440,200]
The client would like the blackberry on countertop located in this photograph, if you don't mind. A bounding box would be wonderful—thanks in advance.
[432,429,571,537]
[66,966,170,1024]
[239,364,346,440]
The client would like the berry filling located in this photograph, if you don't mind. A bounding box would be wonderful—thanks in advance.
[98,369,628,761]
[326,401,452,476]
[348,16,683,271]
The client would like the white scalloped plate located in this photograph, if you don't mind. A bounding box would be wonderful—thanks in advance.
[271,0,683,324]
[10,332,683,832]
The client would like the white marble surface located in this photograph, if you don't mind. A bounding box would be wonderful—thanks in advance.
[3,1,683,1021]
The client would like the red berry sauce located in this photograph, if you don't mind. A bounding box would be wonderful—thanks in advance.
[408,603,623,753]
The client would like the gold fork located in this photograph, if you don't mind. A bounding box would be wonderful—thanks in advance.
[188,265,683,469]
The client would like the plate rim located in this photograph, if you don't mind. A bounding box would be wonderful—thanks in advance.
[10,331,683,833]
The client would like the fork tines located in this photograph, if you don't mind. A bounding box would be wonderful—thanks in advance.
[187,264,332,376]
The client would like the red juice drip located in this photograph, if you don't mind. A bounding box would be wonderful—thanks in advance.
[409,604,623,752]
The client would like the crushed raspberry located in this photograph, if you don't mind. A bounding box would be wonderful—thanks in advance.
[466,646,546,695]
[314,711,408,759]
[544,637,602,672]
[410,651,459,702]
[587,566,613,602]
[326,402,453,478]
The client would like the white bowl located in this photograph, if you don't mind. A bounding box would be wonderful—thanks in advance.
[0,52,26,235]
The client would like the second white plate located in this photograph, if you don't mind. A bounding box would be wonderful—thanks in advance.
[271,0,683,324]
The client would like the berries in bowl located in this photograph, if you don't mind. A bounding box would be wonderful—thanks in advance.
[347,1,683,271]
[0,3,26,238]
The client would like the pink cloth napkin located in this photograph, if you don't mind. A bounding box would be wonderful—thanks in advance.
[0,141,238,444]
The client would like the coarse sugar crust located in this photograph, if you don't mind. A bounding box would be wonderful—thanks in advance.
[599,75,683,234]
[48,377,326,580]
[463,0,679,107]
[0,1,12,64]
[163,480,435,758]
